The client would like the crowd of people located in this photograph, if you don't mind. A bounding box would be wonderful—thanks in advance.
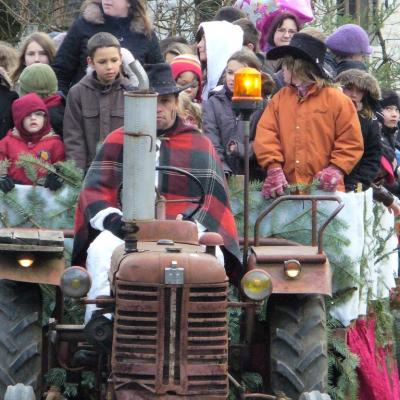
[0,2,399,283]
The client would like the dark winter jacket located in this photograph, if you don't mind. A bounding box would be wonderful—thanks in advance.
[344,115,382,191]
[0,74,18,140]
[380,125,398,163]
[202,85,266,181]
[63,72,133,171]
[334,68,382,191]
[44,93,65,139]
[52,0,163,95]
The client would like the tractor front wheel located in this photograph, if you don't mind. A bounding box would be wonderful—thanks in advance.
[267,294,327,399]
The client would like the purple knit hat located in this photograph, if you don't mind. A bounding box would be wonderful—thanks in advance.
[326,24,372,56]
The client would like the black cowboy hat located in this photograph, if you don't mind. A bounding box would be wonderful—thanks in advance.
[267,33,330,79]
[145,63,192,95]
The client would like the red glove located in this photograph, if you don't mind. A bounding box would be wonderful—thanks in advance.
[262,167,288,198]
[315,165,343,192]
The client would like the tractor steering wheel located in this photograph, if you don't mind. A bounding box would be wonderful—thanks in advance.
[156,166,205,220]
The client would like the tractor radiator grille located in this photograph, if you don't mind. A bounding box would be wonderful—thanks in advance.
[112,280,228,397]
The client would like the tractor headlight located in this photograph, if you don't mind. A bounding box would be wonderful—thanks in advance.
[17,253,35,268]
[61,266,91,298]
[241,269,272,301]
[284,259,302,279]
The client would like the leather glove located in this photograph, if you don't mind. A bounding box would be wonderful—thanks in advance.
[0,175,14,193]
[103,213,124,239]
[315,165,343,192]
[372,183,394,207]
[262,167,288,198]
[44,171,64,191]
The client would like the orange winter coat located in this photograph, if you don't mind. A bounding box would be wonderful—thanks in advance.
[254,84,364,191]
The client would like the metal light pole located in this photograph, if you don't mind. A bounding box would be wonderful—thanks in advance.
[231,68,263,267]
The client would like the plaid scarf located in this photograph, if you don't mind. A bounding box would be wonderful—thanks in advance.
[72,117,242,280]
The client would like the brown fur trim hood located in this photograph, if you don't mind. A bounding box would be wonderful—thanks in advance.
[335,68,381,102]
[81,0,152,34]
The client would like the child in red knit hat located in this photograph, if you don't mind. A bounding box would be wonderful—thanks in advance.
[170,54,202,102]
[0,92,65,192]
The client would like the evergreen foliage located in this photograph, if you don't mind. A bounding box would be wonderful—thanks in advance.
[326,318,359,400]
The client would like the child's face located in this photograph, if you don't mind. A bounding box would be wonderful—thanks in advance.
[196,36,206,62]
[176,71,199,101]
[22,111,46,133]
[25,41,49,66]
[382,106,400,128]
[87,47,122,85]
[225,60,245,92]
[342,84,364,111]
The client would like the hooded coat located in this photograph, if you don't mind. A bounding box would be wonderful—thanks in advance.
[196,21,243,101]
[0,93,65,184]
[335,69,382,190]
[52,0,163,95]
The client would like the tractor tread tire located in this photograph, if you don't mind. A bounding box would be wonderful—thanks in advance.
[4,383,36,400]
[0,281,42,399]
[268,295,327,399]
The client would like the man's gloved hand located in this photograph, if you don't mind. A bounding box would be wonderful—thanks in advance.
[315,165,343,192]
[103,213,124,239]
[44,171,64,191]
[0,175,15,193]
[262,167,288,198]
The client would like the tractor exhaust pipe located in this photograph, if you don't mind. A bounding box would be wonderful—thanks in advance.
[122,63,157,252]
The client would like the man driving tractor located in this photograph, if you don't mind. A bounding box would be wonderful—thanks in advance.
[71,63,242,320]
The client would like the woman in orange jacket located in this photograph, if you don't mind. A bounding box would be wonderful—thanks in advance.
[254,33,364,197]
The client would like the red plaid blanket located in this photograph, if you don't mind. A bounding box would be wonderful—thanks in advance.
[72,118,242,280]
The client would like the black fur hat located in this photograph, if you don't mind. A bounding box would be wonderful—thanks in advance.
[380,89,400,109]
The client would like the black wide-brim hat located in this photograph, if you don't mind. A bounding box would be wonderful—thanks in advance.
[267,33,330,79]
[145,63,192,95]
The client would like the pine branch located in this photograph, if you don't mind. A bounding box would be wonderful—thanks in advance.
[1,191,41,228]
[16,154,83,188]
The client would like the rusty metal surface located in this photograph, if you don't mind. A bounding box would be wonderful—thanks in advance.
[198,232,224,246]
[251,245,327,264]
[239,237,301,246]
[135,220,199,244]
[114,391,227,399]
[248,253,332,295]
[112,278,229,398]
[0,253,64,285]
[110,249,227,285]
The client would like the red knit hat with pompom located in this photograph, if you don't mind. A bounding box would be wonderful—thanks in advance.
[170,54,202,102]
